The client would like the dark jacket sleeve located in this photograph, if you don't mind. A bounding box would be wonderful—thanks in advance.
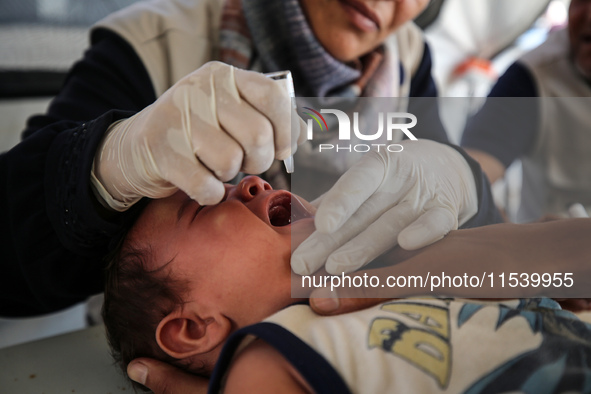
[0,28,155,316]
[452,146,504,227]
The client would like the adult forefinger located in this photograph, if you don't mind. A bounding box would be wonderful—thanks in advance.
[313,152,387,234]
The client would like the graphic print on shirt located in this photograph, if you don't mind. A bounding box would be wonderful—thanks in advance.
[461,298,591,394]
[368,300,452,388]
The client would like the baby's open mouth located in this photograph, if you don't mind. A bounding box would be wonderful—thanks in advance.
[267,193,313,227]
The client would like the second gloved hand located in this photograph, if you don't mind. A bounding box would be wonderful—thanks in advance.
[93,61,304,210]
[291,140,478,275]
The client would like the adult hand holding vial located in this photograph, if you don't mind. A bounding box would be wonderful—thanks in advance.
[92,61,305,210]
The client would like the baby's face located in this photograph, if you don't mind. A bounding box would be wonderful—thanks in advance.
[127,176,316,327]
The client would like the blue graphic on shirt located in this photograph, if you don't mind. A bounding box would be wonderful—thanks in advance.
[460,298,591,394]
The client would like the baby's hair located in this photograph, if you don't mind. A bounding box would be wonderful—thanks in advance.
[102,239,202,390]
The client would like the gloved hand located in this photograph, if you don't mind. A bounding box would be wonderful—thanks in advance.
[92,61,305,210]
[291,140,478,275]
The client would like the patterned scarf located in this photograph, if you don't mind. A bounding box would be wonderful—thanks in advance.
[219,0,400,98]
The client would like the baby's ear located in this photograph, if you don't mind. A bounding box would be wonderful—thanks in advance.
[156,306,231,359]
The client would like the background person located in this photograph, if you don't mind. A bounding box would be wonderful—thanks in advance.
[461,0,591,222]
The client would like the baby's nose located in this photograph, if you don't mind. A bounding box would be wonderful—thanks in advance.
[233,176,272,202]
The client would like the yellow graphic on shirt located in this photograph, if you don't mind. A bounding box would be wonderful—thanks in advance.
[368,302,451,388]
[382,303,450,339]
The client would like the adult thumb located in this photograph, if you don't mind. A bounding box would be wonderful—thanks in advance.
[309,287,393,316]
[127,358,209,394]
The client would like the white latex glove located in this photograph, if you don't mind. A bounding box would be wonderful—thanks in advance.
[92,61,305,210]
[291,139,478,275]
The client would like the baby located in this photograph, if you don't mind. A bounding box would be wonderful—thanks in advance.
[103,176,591,393]
[103,175,317,378]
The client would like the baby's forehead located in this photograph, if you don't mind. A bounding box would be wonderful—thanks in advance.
[125,196,185,268]
[138,191,191,229]
[129,199,170,239]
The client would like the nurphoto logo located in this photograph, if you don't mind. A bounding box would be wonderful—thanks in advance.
[302,107,418,153]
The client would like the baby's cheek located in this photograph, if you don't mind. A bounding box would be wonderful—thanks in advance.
[209,210,234,230]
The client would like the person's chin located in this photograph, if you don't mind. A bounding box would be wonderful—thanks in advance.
[319,29,372,62]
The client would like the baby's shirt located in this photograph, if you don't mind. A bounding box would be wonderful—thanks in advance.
[209,297,591,393]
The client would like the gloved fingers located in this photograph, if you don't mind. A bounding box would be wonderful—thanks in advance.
[292,107,308,147]
[397,206,457,250]
[211,66,278,174]
[233,68,294,160]
[216,96,275,175]
[314,151,390,233]
[325,202,417,275]
[309,193,325,209]
[291,230,348,275]
[156,149,227,205]
[167,74,244,182]
[292,193,398,275]
[190,126,245,182]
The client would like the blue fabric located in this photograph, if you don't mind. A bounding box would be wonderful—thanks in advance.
[489,62,539,98]
[409,43,438,98]
[404,43,448,143]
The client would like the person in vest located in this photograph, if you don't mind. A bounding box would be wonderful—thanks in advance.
[462,0,591,222]
[2,1,502,392]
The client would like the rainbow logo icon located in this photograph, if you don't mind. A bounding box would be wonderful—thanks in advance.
[302,107,328,132]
